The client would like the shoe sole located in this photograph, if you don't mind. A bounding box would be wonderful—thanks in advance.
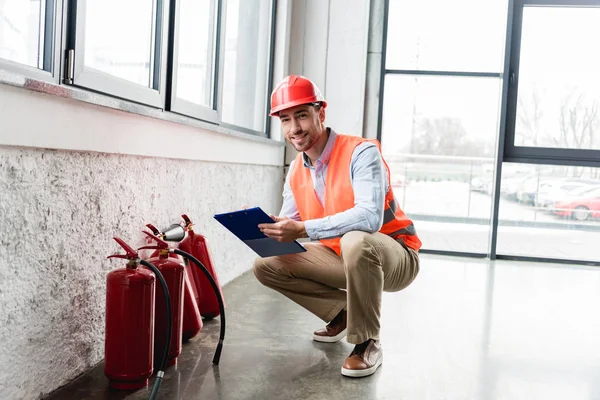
[341,356,382,378]
[312,328,347,343]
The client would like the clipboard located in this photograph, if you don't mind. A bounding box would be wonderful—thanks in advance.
[213,207,307,257]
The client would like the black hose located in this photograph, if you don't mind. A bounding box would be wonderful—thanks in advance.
[140,260,172,400]
[173,249,226,365]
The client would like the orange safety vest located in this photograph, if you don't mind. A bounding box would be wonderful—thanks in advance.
[289,133,422,256]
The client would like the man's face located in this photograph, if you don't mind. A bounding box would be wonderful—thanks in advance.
[279,104,325,153]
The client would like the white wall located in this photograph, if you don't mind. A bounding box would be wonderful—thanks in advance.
[0,83,284,399]
[284,0,372,166]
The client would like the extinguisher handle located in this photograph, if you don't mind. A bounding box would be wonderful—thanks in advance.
[181,214,192,228]
[141,231,169,249]
[109,237,139,259]
[106,254,131,260]
[145,223,161,236]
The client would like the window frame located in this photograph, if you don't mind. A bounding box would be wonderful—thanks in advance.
[504,0,600,167]
[211,0,277,137]
[1,0,280,140]
[378,0,600,265]
[167,0,221,124]
[0,0,63,84]
[166,0,277,136]
[65,0,169,108]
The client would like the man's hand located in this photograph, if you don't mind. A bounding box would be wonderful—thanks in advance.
[259,215,308,242]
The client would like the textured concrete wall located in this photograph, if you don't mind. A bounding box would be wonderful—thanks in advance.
[0,145,282,399]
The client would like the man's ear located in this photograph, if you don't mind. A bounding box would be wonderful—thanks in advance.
[319,106,326,123]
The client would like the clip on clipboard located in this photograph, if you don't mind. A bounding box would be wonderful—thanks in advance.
[213,207,307,257]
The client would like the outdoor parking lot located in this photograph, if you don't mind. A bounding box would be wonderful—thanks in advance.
[388,160,600,261]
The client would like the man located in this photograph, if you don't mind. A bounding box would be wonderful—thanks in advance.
[254,75,421,378]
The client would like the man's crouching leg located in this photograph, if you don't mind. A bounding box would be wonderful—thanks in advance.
[339,231,419,378]
[252,244,347,331]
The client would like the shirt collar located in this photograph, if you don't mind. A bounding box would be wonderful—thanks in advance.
[302,128,337,168]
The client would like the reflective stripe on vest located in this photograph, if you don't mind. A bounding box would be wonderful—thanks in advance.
[289,133,422,256]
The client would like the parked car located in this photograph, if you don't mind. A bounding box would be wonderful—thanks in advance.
[516,177,554,205]
[535,179,596,208]
[501,175,531,200]
[552,186,600,221]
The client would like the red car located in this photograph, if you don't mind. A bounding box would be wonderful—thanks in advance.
[553,186,600,221]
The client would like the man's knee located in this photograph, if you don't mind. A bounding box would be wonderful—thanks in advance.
[253,257,289,287]
[340,231,376,267]
[253,257,270,286]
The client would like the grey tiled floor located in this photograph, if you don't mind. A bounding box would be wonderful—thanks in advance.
[45,255,600,400]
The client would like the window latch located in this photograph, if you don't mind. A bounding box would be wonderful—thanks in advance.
[64,49,75,85]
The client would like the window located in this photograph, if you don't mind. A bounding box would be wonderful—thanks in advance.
[497,163,600,262]
[381,0,508,254]
[505,1,600,165]
[220,0,273,134]
[60,0,275,134]
[386,0,507,73]
[0,0,60,81]
[69,0,168,107]
[0,0,276,136]
[169,0,219,122]
[382,0,600,263]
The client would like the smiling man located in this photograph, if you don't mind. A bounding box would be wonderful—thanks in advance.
[254,75,422,378]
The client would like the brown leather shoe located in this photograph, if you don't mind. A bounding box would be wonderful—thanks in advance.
[341,339,382,378]
[313,309,347,343]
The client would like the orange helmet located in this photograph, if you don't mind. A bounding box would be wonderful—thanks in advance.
[269,75,327,116]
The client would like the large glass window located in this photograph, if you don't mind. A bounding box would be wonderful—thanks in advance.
[169,0,218,122]
[174,0,215,108]
[382,0,508,254]
[497,163,600,261]
[0,0,276,136]
[386,0,508,73]
[70,0,167,107]
[383,0,600,263]
[221,0,272,133]
[514,7,600,151]
[83,0,155,87]
[381,75,501,253]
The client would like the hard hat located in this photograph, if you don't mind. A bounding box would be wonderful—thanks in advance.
[269,75,327,116]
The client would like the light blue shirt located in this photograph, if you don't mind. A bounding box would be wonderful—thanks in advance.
[279,129,390,240]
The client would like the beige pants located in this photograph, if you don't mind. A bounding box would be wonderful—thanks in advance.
[253,231,420,344]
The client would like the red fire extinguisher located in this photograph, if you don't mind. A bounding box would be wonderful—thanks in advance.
[144,229,227,365]
[105,238,156,390]
[145,223,203,342]
[139,233,185,368]
[179,214,225,319]
[106,237,174,399]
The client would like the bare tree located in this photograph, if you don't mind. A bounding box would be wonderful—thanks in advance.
[412,117,492,157]
[558,92,598,149]
[516,84,544,146]
[558,91,600,178]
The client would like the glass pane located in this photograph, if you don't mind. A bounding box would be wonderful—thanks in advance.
[497,163,600,262]
[515,7,600,150]
[221,0,271,132]
[175,0,215,107]
[0,0,46,68]
[386,0,508,72]
[84,0,154,86]
[381,75,502,253]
